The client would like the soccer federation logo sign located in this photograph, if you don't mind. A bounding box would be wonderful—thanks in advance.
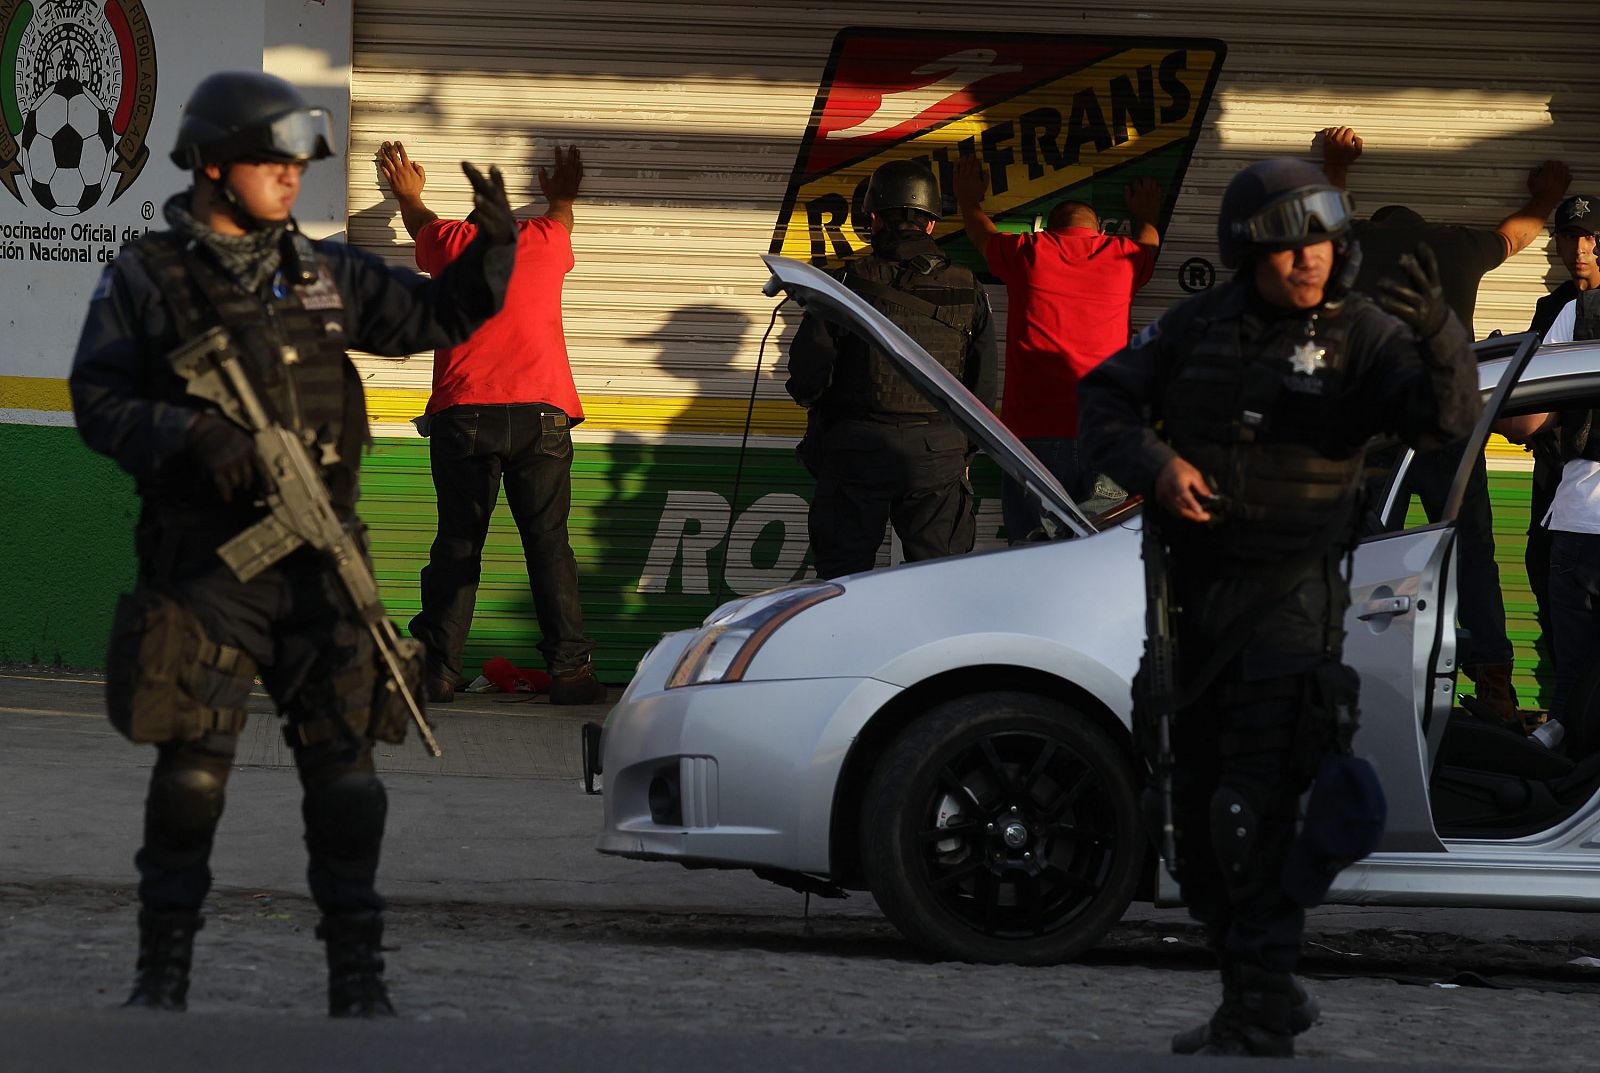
[0,0,156,216]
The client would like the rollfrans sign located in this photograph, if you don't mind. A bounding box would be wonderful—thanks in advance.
[771,29,1226,271]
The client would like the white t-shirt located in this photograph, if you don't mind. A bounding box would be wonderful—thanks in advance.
[1546,459,1600,533]
[1537,298,1593,531]
[1544,299,1577,345]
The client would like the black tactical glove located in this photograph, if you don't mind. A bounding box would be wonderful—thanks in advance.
[188,412,265,502]
[1375,242,1450,339]
[461,161,515,247]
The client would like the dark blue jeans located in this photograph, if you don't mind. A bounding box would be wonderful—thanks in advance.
[1547,530,1600,721]
[409,403,594,678]
[1401,446,1513,666]
[999,438,1126,544]
[1000,438,1082,545]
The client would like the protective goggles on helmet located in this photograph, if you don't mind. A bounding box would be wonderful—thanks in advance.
[1232,187,1354,250]
[254,107,335,162]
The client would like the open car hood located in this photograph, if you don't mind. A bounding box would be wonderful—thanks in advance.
[761,254,1094,538]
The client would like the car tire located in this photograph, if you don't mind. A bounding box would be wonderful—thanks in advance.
[859,691,1144,965]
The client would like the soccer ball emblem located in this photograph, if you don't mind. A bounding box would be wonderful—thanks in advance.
[19,77,117,216]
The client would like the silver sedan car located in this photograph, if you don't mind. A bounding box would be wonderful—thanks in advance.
[595,255,1600,965]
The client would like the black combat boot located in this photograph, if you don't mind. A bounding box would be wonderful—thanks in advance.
[318,911,396,1017]
[1192,964,1298,1057]
[1171,967,1318,1054]
[124,909,202,1011]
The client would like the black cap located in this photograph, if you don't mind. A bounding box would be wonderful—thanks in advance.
[1554,194,1598,235]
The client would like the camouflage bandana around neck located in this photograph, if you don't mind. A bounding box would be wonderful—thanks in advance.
[164,192,288,294]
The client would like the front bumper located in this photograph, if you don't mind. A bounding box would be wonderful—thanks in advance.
[596,669,901,875]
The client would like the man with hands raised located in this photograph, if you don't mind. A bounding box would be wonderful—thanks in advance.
[379,139,606,706]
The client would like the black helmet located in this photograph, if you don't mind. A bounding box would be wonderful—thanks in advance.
[1217,158,1354,269]
[170,71,335,170]
[863,159,941,222]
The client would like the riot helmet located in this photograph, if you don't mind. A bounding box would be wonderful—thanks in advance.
[864,159,941,224]
[170,71,335,170]
[1217,158,1354,269]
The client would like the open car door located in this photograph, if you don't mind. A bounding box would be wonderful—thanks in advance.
[1335,332,1541,861]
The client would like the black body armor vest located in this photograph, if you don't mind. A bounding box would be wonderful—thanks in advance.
[136,232,367,509]
[818,244,978,416]
[1160,285,1367,563]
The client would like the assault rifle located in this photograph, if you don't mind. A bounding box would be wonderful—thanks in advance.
[1137,514,1179,867]
[169,326,441,758]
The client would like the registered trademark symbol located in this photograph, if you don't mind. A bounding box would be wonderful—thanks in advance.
[1178,257,1215,293]
[141,201,154,220]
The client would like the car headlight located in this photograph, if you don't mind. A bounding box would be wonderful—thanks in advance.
[665,582,844,688]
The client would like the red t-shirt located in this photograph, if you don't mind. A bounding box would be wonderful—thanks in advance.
[984,227,1156,438]
[415,216,583,419]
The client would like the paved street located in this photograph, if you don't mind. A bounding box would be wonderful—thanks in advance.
[5,668,1600,1072]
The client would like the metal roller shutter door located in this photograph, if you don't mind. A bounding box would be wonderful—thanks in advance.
[348,0,1598,685]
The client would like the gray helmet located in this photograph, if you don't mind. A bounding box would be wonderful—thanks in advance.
[863,159,941,221]
[1217,158,1354,269]
[170,71,334,170]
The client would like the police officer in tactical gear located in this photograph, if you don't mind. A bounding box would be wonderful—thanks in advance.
[1081,158,1479,1057]
[70,70,517,1017]
[786,159,997,578]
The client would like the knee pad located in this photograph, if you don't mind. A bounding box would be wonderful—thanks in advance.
[145,762,228,857]
[303,769,388,868]
[1209,786,1260,879]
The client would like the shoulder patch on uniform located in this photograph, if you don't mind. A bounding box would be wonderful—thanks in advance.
[1129,318,1162,350]
[294,265,344,311]
[90,266,114,302]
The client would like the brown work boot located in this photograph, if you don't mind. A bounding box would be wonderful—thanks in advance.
[1463,662,1542,733]
[550,662,607,705]
[424,676,455,704]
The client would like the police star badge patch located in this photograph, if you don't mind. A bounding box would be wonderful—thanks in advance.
[1572,197,1592,220]
[1288,342,1327,375]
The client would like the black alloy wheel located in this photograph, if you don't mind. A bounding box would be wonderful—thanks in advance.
[860,691,1144,965]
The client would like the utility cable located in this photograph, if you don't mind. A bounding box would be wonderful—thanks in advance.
[713,294,791,606]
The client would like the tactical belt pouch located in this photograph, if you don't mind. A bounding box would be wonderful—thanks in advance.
[1284,657,1362,778]
[367,635,424,745]
[105,587,256,743]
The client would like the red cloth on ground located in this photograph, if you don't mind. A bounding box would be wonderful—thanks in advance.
[984,227,1156,439]
[415,216,584,419]
[482,655,552,694]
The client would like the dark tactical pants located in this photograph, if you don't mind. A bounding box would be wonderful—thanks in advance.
[133,534,388,917]
[803,413,974,580]
[1167,560,1347,972]
[409,403,595,680]
[1401,446,1513,666]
